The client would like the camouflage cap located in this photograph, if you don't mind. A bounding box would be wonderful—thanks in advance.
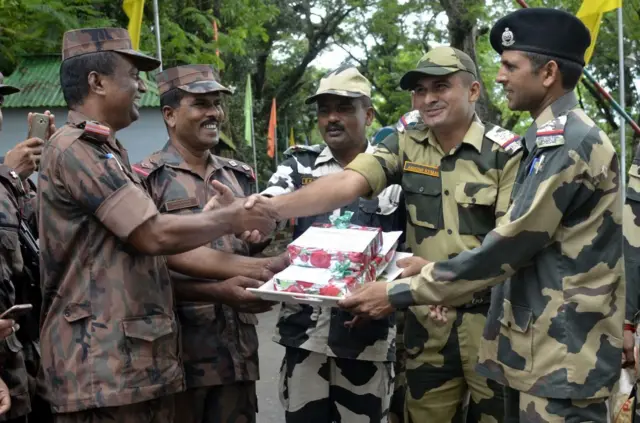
[155,65,232,96]
[0,72,19,96]
[399,46,477,90]
[62,28,161,72]
[305,65,371,105]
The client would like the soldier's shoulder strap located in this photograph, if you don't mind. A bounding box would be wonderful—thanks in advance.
[76,121,112,144]
[283,143,324,158]
[217,157,256,181]
[131,151,166,179]
[484,123,523,156]
[535,115,571,149]
[0,165,25,201]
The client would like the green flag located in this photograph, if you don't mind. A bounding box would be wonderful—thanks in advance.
[244,74,253,146]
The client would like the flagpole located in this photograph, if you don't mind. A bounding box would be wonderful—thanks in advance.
[152,0,162,70]
[250,105,259,192]
[617,6,626,195]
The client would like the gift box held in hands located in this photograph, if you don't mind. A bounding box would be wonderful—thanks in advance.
[274,262,374,298]
[287,212,383,271]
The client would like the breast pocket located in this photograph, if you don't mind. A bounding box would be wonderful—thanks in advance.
[455,182,497,235]
[401,172,442,230]
[122,314,176,359]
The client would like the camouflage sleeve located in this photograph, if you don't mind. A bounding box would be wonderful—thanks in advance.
[0,183,21,293]
[624,151,640,324]
[387,133,616,308]
[346,132,403,198]
[57,143,158,240]
[495,151,523,225]
[262,156,300,197]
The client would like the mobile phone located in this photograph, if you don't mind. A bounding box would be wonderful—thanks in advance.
[28,113,50,140]
[0,304,32,320]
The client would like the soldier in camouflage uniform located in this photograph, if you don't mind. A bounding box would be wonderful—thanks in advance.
[261,66,405,423]
[0,75,56,423]
[37,28,276,423]
[133,64,283,423]
[623,147,640,418]
[339,9,624,422]
[251,46,522,422]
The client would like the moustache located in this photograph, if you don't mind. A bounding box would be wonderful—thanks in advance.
[325,124,344,132]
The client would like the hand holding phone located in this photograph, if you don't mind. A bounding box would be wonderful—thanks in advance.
[0,304,32,320]
[28,113,50,141]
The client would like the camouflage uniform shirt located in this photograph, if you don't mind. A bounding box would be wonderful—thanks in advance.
[263,143,404,362]
[385,92,624,399]
[37,111,184,413]
[0,165,32,420]
[133,141,260,389]
[624,147,640,326]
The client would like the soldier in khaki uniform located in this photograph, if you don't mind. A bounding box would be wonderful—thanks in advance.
[339,9,623,422]
[247,47,522,422]
[134,65,281,423]
[37,28,276,423]
[262,66,404,423]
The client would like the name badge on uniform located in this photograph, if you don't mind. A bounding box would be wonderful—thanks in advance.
[162,197,200,212]
[403,161,439,178]
[301,177,316,185]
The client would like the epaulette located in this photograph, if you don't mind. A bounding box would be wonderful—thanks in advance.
[535,115,567,149]
[77,121,111,144]
[0,165,25,199]
[219,157,255,181]
[395,110,424,134]
[283,143,324,158]
[485,124,523,156]
[132,152,165,179]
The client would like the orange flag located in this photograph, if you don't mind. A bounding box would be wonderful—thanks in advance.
[267,98,276,159]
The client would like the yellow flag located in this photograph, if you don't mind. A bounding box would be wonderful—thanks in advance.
[123,0,145,50]
[289,126,295,147]
[577,0,622,64]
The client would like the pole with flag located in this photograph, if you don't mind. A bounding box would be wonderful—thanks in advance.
[267,98,277,165]
[576,0,625,191]
[152,0,162,70]
[244,75,259,191]
[123,0,145,50]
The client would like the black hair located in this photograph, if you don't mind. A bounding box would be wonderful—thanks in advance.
[359,96,372,108]
[525,52,583,90]
[60,51,120,108]
[160,87,187,109]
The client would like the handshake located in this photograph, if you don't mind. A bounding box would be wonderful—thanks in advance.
[204,181,280,243]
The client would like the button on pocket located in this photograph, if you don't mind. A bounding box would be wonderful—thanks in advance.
[402,172,442,230]
[455,182,497,235]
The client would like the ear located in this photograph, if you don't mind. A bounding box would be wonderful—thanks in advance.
[364,105,374,127]
[468,80,481,103]
[541,61,560,89]
[162,105,177,129]
[87,71,107,97]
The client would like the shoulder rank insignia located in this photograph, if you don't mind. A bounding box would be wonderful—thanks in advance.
[283,143,324,157]
[485,125,522,155]
[79,121,111,143]
[535,115,567,149]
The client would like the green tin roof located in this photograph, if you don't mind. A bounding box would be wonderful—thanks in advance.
[3,56,235,151]
[3,56,160,108]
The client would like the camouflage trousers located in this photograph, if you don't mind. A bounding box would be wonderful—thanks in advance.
[279,347,394,423]
[405,305,503,423]
[504,386,608,423]
[172,382,257,423]
[53,397,174,423]
[389,310,407,423]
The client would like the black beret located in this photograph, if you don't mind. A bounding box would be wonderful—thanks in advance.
[490,8,591,66]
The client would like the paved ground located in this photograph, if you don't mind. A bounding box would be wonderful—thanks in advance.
[255,308,285,423]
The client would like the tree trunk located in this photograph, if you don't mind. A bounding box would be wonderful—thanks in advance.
[439,0,501,125]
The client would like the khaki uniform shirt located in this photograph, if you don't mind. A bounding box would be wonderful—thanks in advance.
[386,93,624,399]
[37,111,183,413]
[134,142,259,389]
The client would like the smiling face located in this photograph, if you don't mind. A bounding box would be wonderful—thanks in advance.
[98,54,147,131]
[316,94,373,152]
[164,91,225,151]
[410,72,480,130]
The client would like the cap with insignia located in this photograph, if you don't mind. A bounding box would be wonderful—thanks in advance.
[399,46,477,90]
[305,65,371,104]
[62,28,161,71]
[0,72,19,96]
[155,64,232,96]
[490,8,591,66]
